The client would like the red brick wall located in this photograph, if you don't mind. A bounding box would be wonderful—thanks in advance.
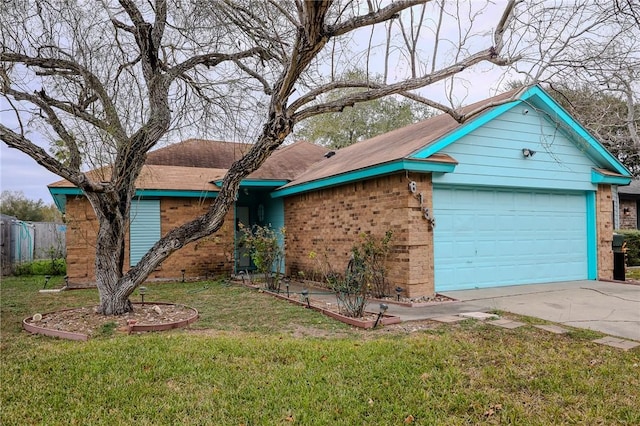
[284,173,436,297]
[597,185,614,280]
[65,197,99,286]
[64,197,234,287]
[619,199,638,230]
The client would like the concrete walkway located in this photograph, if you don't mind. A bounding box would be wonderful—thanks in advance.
[283,280,640,341]
[440,280,640,342]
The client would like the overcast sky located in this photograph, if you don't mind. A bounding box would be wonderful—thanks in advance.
[0,1,512,205]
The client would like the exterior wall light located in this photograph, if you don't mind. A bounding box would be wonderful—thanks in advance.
[522,148,536,158]
[395,286,404,301]
[374,303,389,328]
[139,286,147,304]
[301,289,310,308]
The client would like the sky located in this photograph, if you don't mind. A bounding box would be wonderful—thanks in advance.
[0,1,514,205]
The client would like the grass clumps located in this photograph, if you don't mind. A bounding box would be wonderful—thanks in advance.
[1,276,639,425]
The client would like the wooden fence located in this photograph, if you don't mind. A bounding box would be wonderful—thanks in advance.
[0,215,66,275]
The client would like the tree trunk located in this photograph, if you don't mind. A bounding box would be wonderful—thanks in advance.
[98,288,134,315]
[89,192,136,315]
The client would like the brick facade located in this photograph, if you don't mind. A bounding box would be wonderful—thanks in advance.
[64,180,617,291]
[284,172,436,297]
[619,199,638,229]
[596,184,614,280]
[64,197,234,287]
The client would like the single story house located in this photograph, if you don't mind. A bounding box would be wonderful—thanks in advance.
[50,85,633,296]
[617,180,639,230]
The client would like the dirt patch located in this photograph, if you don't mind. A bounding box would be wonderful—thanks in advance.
[25,303,196,338]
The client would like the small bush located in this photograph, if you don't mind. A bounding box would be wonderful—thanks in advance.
[239,224,285,291]
[13,259,66,276]
[311,231,393,317]
[617,230,640,266]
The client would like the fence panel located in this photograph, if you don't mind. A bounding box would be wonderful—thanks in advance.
[0,219,66,274]
[11,221,35,264]
[32,222,66,260]
[0,218,11,275]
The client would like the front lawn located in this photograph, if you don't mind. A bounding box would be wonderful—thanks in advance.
[1,276,639,425]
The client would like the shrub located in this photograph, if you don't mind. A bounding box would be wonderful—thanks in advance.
[617,230,640,266]
[239,224,285,291]
[13,258,66,276]
[310,230,393,318]
[353,230,393,298]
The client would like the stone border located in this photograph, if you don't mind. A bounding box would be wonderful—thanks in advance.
[367,296,459,308]
[128,303,199,332]
[23,307,89,341]
[265,290,401,329]
[23,303,199,341]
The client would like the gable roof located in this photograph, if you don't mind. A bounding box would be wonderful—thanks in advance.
[144,139,326,181]
[272,85,632,197]
[48,140,326,206]
[619,179,640,196]
[146,139,252,169]
[48,165,225,192]
[249,141,327,180]
[283,89,520,189]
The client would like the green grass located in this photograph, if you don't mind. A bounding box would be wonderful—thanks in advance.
[626,268,640,280]
[2,276,639,425]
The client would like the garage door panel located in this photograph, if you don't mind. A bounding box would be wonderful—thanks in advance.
[434,187,588,291]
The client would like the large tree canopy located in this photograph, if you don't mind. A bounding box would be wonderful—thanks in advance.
[0,191,61,222]
[295,71,432,149]
[1,0,637,314]
[549,84,639,176]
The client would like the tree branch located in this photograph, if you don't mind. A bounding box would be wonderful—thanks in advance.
[327,0,427,37]
[0,125,106,192]
[292,48,519,123]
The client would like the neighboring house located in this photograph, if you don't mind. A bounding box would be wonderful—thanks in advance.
[49,85,633,296]
[618,180,640,229]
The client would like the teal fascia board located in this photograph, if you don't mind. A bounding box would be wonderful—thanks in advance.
[411,100,520,159]
[134,189,218,198]
[48,187,217,213]
[49,187,83,196]
[271,159,456,198]
[522,86,631,177]
[48,187,83,214]
[411,84,632,179]
[586,191,597,280]
[49,187,217,198]
[591,169,632,186]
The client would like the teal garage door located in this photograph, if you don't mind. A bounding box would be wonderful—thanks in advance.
[433,187,588,291]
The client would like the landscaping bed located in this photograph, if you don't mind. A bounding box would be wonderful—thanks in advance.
[23,303,198,340]
[265,290,401,329]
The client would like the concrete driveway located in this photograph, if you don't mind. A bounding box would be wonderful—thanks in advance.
[440,280,640,341]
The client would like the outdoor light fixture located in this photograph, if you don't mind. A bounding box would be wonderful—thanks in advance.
[623,207,630,216]
[522,148,536,158]
[181,269,186,282]
[301,289,310,308]
[286,282,290,298]
[139,286,147,304]
[374,303,389,328]
[395,286,404,301]
[43,275,51,289]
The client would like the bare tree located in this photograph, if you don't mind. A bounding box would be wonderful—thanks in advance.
[3,0,622,315]
[506,0,639,173]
